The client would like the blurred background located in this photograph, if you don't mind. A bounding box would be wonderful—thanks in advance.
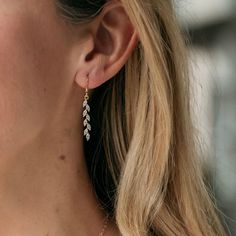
[174,0,236,234]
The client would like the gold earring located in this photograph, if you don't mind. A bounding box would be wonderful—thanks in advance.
[83,76,91,141]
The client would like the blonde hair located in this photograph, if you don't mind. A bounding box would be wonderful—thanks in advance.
[56,0,228,235]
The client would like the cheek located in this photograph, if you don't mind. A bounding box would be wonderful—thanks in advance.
[0,12,69,153]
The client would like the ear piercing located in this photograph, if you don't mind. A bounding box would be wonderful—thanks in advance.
[83,76,91,141]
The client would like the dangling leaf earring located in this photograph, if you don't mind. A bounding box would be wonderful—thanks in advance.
[83,76,91,141]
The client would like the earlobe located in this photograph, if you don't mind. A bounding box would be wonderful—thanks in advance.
[75,53,107,89]
[74,0,140,90]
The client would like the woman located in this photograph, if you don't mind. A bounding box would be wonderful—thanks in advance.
[0,0,227,235]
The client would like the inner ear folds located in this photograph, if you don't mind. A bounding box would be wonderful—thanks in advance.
[84,25,113,62]
[90,2,139,81]
[94,24,114,57]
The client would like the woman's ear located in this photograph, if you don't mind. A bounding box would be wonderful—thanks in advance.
[74,0,139,89]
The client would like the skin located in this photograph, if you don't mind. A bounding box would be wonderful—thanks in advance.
[0,0,139,235]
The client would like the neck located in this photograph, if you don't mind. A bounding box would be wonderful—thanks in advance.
[0,122,111,236]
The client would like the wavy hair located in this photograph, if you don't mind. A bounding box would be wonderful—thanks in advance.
[55,0,227,235]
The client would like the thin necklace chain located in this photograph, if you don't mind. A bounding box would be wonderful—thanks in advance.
[98,214,110,236]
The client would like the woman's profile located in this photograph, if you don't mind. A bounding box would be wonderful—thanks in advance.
[0,0,227,235]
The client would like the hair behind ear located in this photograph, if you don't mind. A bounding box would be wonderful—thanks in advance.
[56,0,228,235]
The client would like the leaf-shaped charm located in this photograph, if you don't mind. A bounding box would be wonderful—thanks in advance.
[87,123,91,131]
[83,100,87,107]
[83,109,87,117]
[86,104,90,112]
[86,133,90,141]
[84,128,88,135]
[83,119,88,126]
[86,114,90,121]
